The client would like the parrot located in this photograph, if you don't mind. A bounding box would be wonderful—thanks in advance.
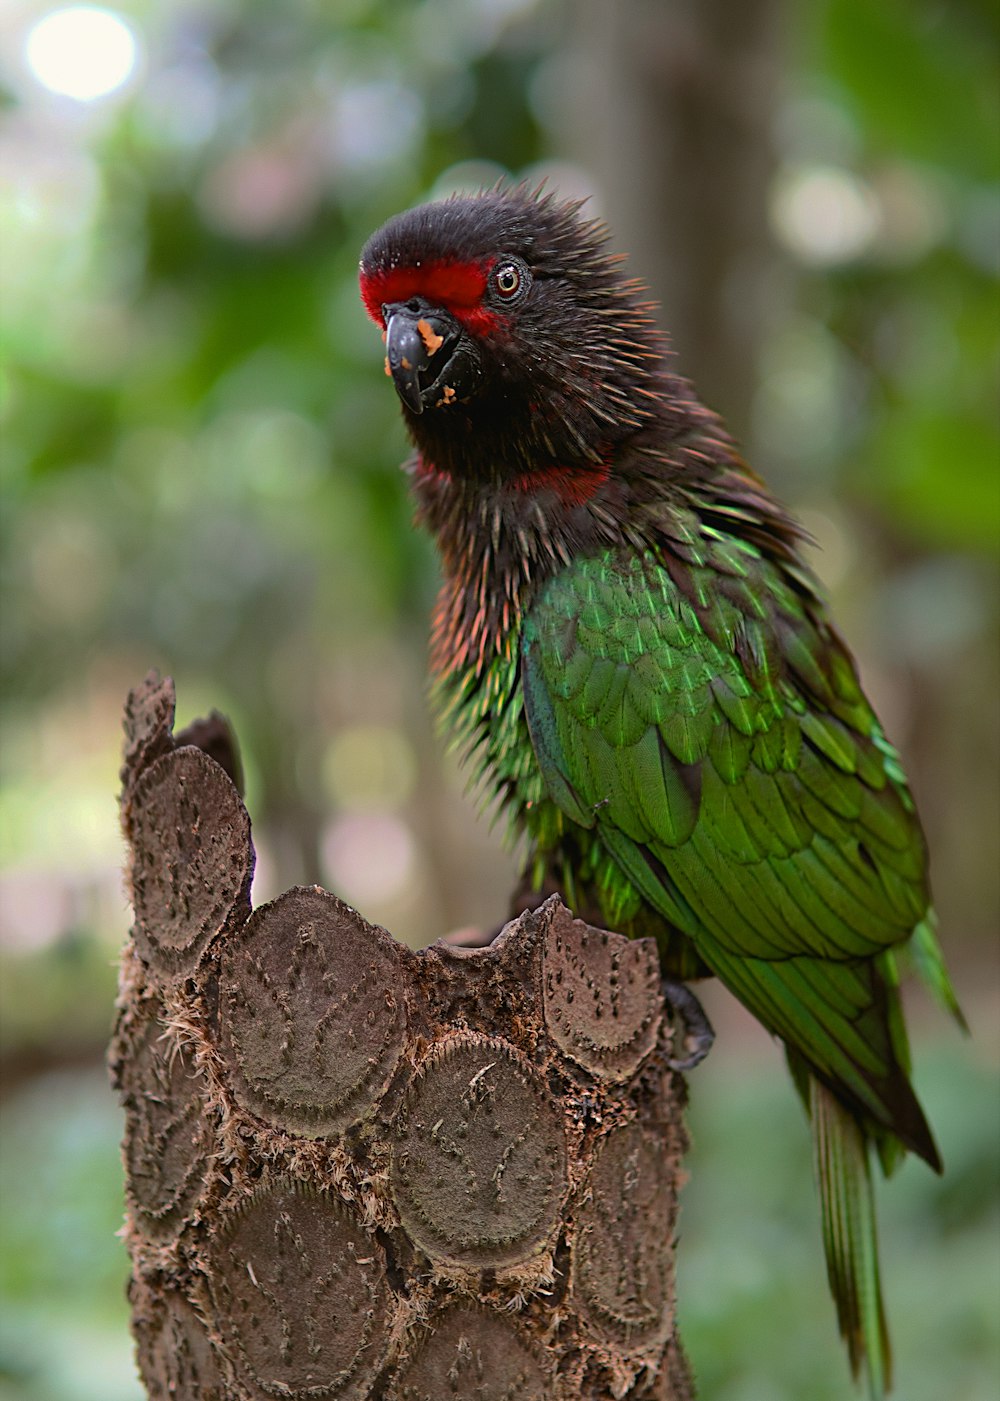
[358,184,964,1398]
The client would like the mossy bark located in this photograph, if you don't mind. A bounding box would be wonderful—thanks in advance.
[110,671,698,1400]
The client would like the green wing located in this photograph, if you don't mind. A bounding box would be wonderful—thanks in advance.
[520,540,939,1162]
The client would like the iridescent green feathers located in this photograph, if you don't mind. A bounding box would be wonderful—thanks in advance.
[520,538,941,1161]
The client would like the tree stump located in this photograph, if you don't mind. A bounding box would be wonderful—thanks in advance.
[110,672,697,1400]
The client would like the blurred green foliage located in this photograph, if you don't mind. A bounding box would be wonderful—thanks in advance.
[0,1071,138,1401]
[0,0,996,1397]
[797,0,1000,552]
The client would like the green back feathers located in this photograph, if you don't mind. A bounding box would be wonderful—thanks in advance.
[519,540,939,1161]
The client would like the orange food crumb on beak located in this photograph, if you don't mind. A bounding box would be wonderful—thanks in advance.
[417,319,444,356]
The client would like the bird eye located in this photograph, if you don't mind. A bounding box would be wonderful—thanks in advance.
[492,260,528,301]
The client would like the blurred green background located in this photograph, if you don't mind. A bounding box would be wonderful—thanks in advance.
[1,1,997,1398]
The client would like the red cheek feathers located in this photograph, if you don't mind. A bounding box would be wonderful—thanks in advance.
[359,258,505,338]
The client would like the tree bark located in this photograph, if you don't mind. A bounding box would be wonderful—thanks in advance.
[110,671,697,1400]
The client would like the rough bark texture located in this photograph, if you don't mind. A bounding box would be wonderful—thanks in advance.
[110,672,697,1400]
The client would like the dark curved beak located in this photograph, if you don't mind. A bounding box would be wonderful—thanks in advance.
[384,305,462,415]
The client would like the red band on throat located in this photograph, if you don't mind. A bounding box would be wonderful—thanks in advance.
[511,458,611,507]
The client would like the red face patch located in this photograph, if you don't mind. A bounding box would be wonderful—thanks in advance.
[359,258,503,337]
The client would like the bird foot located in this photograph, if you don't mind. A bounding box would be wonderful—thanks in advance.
[660,979,715,1070]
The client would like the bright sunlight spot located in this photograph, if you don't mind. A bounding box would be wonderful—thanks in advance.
[25,5,139,102]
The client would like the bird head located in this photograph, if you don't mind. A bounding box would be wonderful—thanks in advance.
[359,186,665,484]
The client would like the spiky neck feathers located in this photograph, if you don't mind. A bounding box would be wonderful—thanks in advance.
[413,410,789,685]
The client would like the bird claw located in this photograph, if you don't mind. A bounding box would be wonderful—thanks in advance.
[660,978,715,1070]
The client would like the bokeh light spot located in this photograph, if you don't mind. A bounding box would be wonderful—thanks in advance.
[321,813,417,907]
[324,725,417,811]
[771,165,879,265]
[25,6,139,102]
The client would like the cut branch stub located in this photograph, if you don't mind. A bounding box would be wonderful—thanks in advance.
[120,668,176,787]
[386,1304,553,1400]
[129,745,253,978]
[218,886,407,1137]
[389,1034,568,1268]
[574,1121,679,1344]
[112,671,698,1400]
[543,912,663,1080]
[206,1178,392,1401]
[115,998,213,1243]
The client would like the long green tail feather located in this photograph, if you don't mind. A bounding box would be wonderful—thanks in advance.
[810,1073,891,1400]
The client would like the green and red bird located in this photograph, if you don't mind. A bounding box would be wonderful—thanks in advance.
[359,186,963,1398]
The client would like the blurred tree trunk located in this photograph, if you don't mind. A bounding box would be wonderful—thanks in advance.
[570,0,784,444]
[111,673,698,1400]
